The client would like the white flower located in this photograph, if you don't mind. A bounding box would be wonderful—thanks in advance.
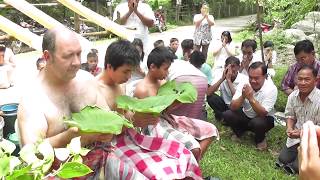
[9,156,21,173]
[68,136,81,154]
[54,148,70,162]
[0,139,16,154]
[38,140,54,159]
[20,144,38,164]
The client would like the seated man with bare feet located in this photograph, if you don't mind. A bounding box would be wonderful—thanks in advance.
[224,62,277,151]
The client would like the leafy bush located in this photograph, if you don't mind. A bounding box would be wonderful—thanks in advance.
[273,65,289,112]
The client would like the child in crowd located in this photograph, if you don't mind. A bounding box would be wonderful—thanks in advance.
[180,39,194,61]
[134,47,218,161]
[81,49,101,76]
[190,50,213,85]
[167,37,179,59]
[153,39,165,48]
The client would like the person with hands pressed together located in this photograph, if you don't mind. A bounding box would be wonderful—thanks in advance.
[207,56,248,123]
[238,39,261,76]
[193,3,215,60]
[299,121,320,180]
[277,65,320,175]
[224,62,277,150]
[113,0,155,52]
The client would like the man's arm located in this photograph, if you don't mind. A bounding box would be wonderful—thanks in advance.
[247,97,268,117]
[207,67,228,95]
[134,8,154,28]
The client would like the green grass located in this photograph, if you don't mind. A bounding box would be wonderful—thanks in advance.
[200,107,297,180]
[273,65,289,112]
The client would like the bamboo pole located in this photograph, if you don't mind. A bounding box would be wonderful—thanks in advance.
[0,15,42,51]
[56,0,134,41]
[3,0,91,49]
[256,0,264,62]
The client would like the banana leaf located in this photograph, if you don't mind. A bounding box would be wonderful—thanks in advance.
[116,81,197,114]
[64,106,133,134]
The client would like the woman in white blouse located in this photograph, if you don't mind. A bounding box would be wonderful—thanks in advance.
[212,31,236,82]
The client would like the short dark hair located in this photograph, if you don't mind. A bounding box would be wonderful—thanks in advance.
[241,39,257,52]
[170,38,179,44]
[147,47,175,69]
[42,29,56,53]
[248,61,267,76]
[87,49,98,59]
[297,64,318,77]
[132,38,144,61]
[294,40,314,55]
[225,56,240,67]
[189,50,206,68]
[181,39,194,51]
[0,45,6,52]
[263,41,274,48]
[104,40,140,70]
[221,31,232,43]
[154,40,164,48]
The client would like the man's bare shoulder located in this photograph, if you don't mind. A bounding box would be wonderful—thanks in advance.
[134,79,149,98]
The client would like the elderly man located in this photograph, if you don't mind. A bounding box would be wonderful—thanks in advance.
[281,40,320,96]
[277,65,320,175]
[17,28,149,179]
[113,0,155,52]
[224,62,278,150]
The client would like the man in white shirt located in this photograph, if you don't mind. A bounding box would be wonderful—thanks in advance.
[224,61,278,150]
[277,65,320,175]
[113,0,155,52]
[207,56,248,123]
[0,45,15,88]
[237,39,262,76]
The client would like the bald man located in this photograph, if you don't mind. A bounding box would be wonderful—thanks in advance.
[17,28,147,179]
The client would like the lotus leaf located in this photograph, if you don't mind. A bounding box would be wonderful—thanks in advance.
[116,94,178,115]
[158,81,197,103]
[116,81,197,114]
[64,106,133,134]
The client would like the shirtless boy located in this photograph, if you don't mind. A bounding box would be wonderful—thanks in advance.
[134,47,218,161]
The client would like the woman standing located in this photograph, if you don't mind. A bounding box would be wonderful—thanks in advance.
[193,3,215,60]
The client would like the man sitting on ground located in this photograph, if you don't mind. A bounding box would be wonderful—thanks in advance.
[277,65,320,175]
[167,37,179,59]
[224,62,277,150]
[281,40,320,96]
[207,56,248,123]
[17,28,141,179]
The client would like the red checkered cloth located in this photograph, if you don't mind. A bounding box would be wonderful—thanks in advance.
[74,142,147,180]
[113,128,203,180]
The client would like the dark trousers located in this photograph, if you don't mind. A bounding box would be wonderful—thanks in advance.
[207,94,229,121]
[224,109,275,143]
[278,144,299,173]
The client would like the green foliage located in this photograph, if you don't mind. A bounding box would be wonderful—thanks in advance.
[233,29,255,43]
[241,0,318,28]
[0,137,92,179]
[273,65,289,112]
[262,29,293,50]
[117,81,197,115]
[64,106,133,134]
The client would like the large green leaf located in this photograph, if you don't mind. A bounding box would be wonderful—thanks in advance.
[64,106,133,134]
[116,94,178,115]
[158,81,197,103]
[57,162,93,179]
[116,81,197,114]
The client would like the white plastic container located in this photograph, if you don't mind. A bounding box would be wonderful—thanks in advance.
[0,116,4,139]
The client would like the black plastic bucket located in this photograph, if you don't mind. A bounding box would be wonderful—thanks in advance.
[0,103,18,139]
